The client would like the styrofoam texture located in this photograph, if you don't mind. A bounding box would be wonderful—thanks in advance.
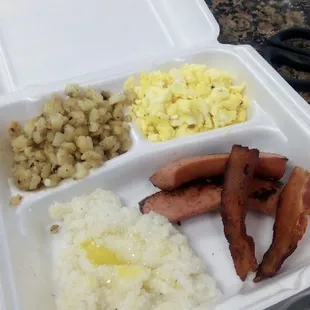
[0,45,310,310]
[0,0,219,94]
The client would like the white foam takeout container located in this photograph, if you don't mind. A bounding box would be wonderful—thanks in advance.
[1,1,310,309]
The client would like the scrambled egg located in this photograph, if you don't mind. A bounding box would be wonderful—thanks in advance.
[124,64,249,142]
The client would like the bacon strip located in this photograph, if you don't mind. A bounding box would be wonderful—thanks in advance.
[221,145,259,281]
[254,167,310,282]
[139,178,282,222]
[150,152,287,191]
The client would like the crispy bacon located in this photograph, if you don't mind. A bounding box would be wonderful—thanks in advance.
[254,167,310,282]
[221,145,259,281]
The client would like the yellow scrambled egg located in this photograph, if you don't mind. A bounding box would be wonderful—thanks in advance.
[123,64,249,142]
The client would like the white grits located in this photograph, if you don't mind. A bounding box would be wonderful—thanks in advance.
[49,189,220,310]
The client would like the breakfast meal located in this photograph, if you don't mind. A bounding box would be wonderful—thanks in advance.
[2,0,310,306]
[49,189,220,310]
[5,66,310,309]
[2,0,310,305]
[9,84,309,308]
[220,145,259,281]
[139,178,283,222]
[149,152,288,191]
[254,167,310,282]
[124,64,249,142]
[8,85,132,191]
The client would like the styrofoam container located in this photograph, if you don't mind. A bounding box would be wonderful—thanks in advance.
[1,1,310,310]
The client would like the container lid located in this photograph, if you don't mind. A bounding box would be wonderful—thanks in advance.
[0,0,219,93]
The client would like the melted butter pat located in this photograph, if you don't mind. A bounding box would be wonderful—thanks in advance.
[81,240,124,265]
[80,239,143,279]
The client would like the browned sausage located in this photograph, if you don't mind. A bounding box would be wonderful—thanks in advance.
[247,178,283,216]
[140,181,221,223]
[221,145,259,281]
[150,152,288,191]
[254,167,310,282]
[140,178,283,222]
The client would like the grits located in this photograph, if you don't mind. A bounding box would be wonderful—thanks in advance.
[49,189,220,310]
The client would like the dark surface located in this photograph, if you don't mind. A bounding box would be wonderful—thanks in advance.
[204,2,310,309]
[205,0,310,101]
